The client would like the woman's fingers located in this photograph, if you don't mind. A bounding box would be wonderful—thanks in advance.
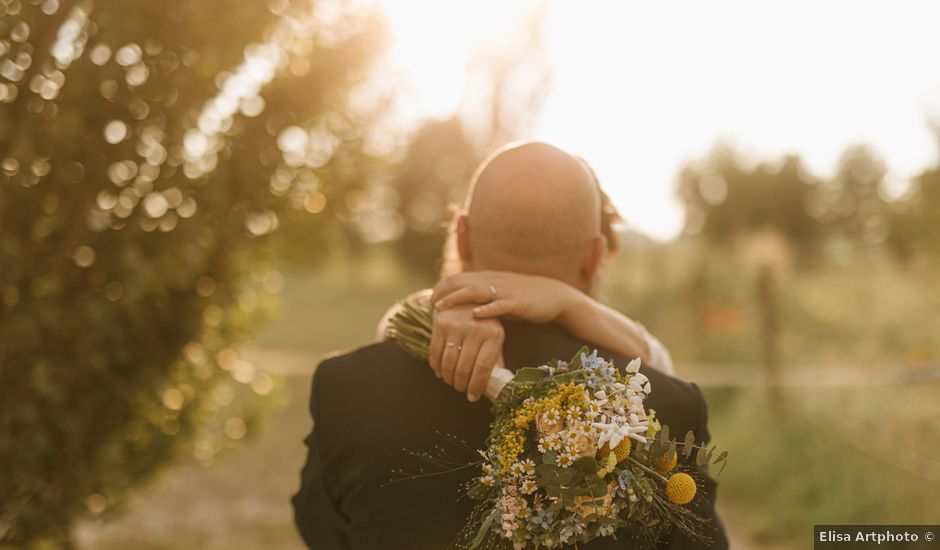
[440,337,462,386]
[473,299,516,319]
[428,323,445,377]
[434,285,492,311]
[432,272,499,307]
[466,339,502,402]
[452,335,482,393]
[431,272,472,305]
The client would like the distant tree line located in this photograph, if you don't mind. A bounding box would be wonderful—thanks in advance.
[676,141,940,263]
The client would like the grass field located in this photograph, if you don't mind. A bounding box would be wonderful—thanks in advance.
[76,244,940,549]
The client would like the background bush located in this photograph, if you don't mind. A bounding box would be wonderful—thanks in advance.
[0,0,384,545]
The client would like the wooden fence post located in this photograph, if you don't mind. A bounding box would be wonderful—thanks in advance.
[757,265,783,410]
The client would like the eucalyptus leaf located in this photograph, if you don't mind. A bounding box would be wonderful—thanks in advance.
[695,446,710,467]
[715,451,729,476]
[682,430,695,458]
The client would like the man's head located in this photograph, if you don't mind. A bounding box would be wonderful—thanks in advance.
[448,141,609,292]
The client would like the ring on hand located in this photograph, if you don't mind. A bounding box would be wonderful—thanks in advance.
[489,285,497,300]
[445,341,455,348]
[457,345,463,352]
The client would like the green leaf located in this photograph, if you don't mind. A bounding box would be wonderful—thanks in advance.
[696,446,711,467]
[572,457,600,475]
[536,463,563,485]
[682,430,695,458]
[512,367,550,384]
[714,451,729,476]
[557,468,578,484]
[584,475,608,497]
[567,346,590,369]
[470,508,498,549]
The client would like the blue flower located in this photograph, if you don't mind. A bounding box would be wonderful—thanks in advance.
[617,469,634,492]
[586,374,601,388]
[597,358,614,378]
[531,508,555,529]
[581,350,600,371]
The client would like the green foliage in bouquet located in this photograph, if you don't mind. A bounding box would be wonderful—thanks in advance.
[0,1,384,545]
[389,301,728,549]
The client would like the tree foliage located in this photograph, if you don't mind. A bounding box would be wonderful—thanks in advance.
[393,117,477,274]
[0,0,384,544]
[824,145,889,244]
[887,132,940,261]
[677,142,940,263]
[677,146,822,254]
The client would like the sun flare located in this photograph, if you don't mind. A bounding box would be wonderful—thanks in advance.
[381,0,940,240]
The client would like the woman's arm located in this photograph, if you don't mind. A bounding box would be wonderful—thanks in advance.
[555,291,674,375]
[433,271,675,375]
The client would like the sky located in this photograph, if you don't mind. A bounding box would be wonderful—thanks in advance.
[380,0,940,240]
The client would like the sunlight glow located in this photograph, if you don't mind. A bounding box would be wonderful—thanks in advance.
[381,0,940,240]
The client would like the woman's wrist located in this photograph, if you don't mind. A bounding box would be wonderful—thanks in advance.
[556,285,592,328]
[558,291,652,363]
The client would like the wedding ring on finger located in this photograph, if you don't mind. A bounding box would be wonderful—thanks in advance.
[446,341,455,348]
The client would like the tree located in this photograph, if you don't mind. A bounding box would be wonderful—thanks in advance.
[823,145,889,245]
[392,117,477,274]
[390,1,552,277]
[886,126,940,261]
[887,164,940,261]
[0,0,384,545]
[677,146,823,256]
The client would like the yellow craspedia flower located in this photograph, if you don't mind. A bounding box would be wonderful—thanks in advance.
[604,452,617,473]
[613,439,631,463]
[596,452,617,477]
[597,438,631,463]
[652,451,677,473]
[665,473,696,505]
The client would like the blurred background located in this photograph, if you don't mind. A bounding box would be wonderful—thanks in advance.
[2,0,939,548]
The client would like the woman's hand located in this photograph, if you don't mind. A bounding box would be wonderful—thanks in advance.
[429,305,505,402]
[432,271,578,323]
[431,271,674,374]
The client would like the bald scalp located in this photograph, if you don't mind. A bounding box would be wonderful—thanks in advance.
[465,142,602,276]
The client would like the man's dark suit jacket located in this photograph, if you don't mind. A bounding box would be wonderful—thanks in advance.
[292,321,728,550]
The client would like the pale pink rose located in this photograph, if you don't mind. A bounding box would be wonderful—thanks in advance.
[535,413,562,436]
[572,433,598,458]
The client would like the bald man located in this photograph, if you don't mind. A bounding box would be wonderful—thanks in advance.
[292,143,728,549]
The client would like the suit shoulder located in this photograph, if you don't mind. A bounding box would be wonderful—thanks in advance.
[639,365,705,427]
[313,338,417,385]
[644,367,703,402]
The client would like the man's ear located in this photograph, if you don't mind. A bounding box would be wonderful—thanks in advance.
[456,214,473,268]
[579,234,608,288]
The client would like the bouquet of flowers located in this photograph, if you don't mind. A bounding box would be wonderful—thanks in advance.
[388,300,727,549]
